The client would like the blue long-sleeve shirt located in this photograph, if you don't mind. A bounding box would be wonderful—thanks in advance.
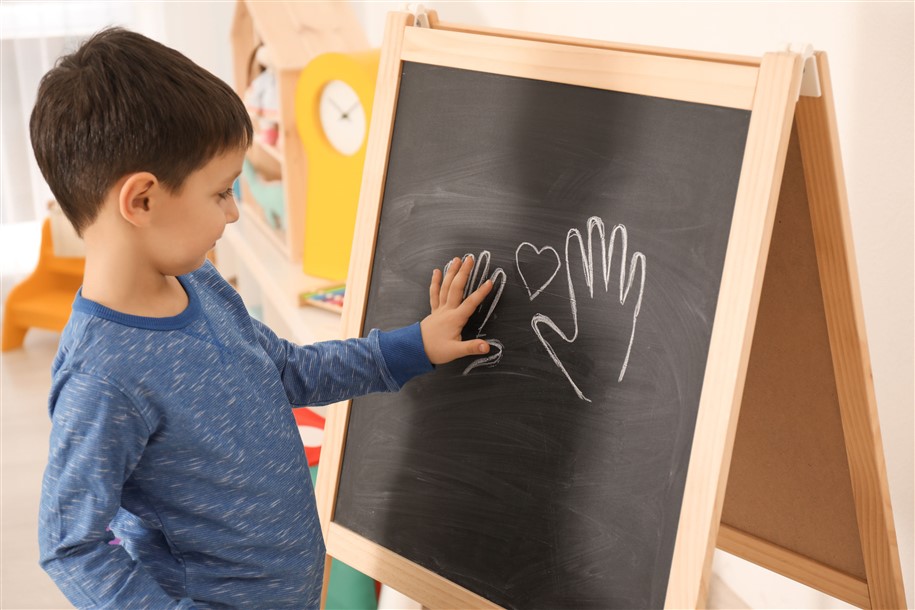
[39,261,432,609]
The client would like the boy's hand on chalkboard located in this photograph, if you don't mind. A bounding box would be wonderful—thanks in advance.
[421,256,494,365]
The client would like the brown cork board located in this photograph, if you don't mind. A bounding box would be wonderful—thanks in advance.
[720,122,865,579]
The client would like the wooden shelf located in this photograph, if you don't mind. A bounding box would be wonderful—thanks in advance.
[255,139,284,164]
[231,0,370,264]
[225,0,370,343]
[219,213,342,345]
[238,174,287,255]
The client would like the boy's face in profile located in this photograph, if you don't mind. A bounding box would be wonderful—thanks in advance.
[147,148,245,276]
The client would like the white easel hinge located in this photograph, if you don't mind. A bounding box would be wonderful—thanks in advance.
[406,3,431,28]
[787,43,822,99]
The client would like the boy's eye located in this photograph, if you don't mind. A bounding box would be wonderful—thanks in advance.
[218,188,234,201]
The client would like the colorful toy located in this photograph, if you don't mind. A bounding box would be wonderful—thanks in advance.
[241,158,286,231]
[294,407,379,609]
[298,285,345,313]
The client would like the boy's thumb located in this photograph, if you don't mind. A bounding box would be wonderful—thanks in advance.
[470,340,490,355]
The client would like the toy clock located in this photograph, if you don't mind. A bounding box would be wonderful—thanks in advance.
[296,50,380,281]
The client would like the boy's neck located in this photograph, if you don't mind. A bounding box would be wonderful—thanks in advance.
[81,232,189,319]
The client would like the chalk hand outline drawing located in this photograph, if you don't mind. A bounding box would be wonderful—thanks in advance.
[515,242,561,301]
[449,251,506,375]
[531,216,646,402]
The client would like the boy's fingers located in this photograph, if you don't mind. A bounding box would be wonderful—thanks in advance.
[439,257,460,305]
[458,279,493,317]
[447,255,474,306]
[429,269,441,309]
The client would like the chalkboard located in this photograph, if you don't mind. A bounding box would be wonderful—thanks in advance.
[333,61,751,609]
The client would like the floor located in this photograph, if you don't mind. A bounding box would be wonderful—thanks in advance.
[1,329,73,609]
[0,220,78,608]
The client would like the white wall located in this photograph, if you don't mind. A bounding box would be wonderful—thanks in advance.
[161,2,913,607]
[134,2,234,85]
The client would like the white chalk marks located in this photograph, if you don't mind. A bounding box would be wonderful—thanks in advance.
[532,217,646,401]
[452,217,646,401]
[515,242,561,301]
[463,339,504,375]
[458,251,507,375]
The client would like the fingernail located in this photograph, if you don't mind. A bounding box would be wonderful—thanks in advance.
[479,343,488,353]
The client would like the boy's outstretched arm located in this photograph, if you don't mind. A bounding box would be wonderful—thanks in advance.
[421,255,493,364]
[252,255,493,407]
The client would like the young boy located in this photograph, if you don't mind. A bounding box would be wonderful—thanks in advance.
[31,28,492,609]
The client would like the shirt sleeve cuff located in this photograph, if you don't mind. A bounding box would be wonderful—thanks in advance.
[377,322,434,388]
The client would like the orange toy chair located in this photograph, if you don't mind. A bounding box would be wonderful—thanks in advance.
[2,218,84,351]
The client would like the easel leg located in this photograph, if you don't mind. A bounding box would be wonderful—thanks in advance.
[795,52,906,609]
[320,554,332,610]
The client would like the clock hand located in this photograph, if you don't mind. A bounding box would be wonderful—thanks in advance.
[327,97,347,118]
[343,100,361,116]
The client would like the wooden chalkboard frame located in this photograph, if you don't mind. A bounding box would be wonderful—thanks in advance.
[315,12,906,609]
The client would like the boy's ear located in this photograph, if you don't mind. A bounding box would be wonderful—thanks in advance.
[117,172,158,228]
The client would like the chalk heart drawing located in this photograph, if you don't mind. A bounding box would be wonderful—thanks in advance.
[515,242,561,301]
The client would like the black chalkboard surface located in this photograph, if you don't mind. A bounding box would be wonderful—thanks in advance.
[334,62,751,609]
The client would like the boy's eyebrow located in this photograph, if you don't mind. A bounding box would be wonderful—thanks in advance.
[221,170,242,185]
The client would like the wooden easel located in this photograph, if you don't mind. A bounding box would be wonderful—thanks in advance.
[713,52,906,608]
[316,12,906,609]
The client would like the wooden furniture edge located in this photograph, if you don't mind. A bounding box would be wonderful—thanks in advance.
[664,52,804,609]
[244,1,369,72]
[315,11,413,538]
[428,15,761,67]
[230,1,255,100]
[795,52,907,609]
[314,398,348,538]
[717,524,871,608]
[401,26,757,110]
[320,554,332,609]
[327,522,502,609]
[278,68,306,263]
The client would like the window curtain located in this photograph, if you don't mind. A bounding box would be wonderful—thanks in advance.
[0,1,139,224]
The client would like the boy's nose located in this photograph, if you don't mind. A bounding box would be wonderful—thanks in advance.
[225,197,240,224]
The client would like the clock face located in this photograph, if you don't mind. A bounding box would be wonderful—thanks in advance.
[318,80,366,156]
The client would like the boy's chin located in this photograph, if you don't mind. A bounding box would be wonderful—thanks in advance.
[189,256,210,273]
[165,257,209,277]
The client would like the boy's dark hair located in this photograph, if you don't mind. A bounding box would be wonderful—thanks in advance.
[30,27,252,236]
